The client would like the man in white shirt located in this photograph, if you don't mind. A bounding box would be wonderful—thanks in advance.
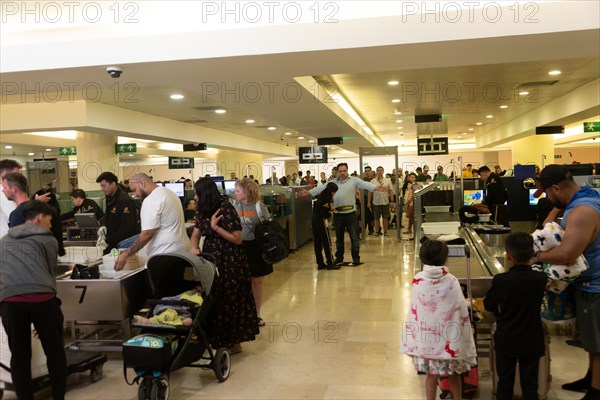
[114,173,190,270]
[0,159,20,239]
[367,166,395,236]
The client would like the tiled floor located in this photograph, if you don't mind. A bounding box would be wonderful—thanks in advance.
[1,228,590,399]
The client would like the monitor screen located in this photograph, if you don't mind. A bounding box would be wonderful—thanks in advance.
[529,188,546,206]
[224,180,237,191]
[464,189,484,205]
[210,176,225,190]
[164,182,185,197]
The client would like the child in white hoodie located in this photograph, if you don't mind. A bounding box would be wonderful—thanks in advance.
[401,239,477,400]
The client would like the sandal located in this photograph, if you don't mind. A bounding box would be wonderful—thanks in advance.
[257,317,266,327]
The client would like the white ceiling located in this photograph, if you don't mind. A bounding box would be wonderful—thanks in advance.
[1,3,599,159]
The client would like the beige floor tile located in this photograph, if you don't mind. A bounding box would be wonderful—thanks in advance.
[0,230,591,400]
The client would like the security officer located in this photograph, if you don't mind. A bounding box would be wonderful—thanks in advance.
[96,172,140,254]
[478,166,509,226]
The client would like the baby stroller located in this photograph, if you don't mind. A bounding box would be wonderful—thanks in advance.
[122,252,230,400]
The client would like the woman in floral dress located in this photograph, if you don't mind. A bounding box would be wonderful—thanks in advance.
[190,178,259,353]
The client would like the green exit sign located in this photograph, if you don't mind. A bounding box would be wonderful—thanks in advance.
[584,121,600,133]
[59,146,77,156]
[115,143,137,154]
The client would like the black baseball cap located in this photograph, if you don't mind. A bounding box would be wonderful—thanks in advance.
[533,164,573,198]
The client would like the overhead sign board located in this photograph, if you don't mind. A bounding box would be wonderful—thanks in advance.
[168,157,195,169]
[417,138,448,156]
[115,144,137,154]
[59,146,77,156]
[584,121,600,133]
[299,146,328,164]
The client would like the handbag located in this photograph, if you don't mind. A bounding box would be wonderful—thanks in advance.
[254,203,289,264]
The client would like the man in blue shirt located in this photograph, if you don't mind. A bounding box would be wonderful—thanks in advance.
[534,165,600,399]
[310,163,384,266]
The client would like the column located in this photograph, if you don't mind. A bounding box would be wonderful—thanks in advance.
[75,132,119,191]
[511,134,554,168]
[216,149,263,181]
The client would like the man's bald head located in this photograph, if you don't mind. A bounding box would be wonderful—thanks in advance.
[129,173,157,199]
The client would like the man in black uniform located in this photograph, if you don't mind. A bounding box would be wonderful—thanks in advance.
[478,166,509,226]
[60,189,104,221]
[96,172,139,254]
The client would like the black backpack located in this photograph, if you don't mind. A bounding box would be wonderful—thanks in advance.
[254,203,289,264]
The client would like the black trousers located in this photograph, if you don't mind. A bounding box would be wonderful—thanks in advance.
[496,352,539,400]
[0,298,67,400]
[312,215,333,266]
[332,212,360,263]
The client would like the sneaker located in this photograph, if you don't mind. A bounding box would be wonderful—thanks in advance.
[383,232,389,237]
[333,259,344,266]
[327,264,342,270]
[317,264,328,270]
[368,231,374,236]
[374,231,381,237]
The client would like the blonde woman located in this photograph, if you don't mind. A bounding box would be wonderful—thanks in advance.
[234,178,273,327]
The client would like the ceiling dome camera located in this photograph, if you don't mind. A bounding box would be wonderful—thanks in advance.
[106,66,123,78]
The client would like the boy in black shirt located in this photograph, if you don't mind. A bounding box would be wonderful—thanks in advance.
[484,232,548,400]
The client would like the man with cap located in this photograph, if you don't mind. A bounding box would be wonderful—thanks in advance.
[533,164,600,399]
[478,166,509,227]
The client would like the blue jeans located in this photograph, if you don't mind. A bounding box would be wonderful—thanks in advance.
[332,212,360,263]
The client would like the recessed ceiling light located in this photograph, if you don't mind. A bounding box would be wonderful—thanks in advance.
[396,120,403,123]
[308,140,315,143]
[28,152,34,156]
[394,111,402,115]
[215,109,226,114]
[392,99,401,103]
[45,148,52,151]
[388,80,399,86]
[461,132,468,135]
[245,119,255,124]
[128,154,134,157]
[548,70,561,76]
[331,146,336,149]
[284,132,292,136]
[468,128,474,131]
[170,94,184,100]
[476,122,482,126]
[4,145,12,149]
[397,126,404,129]
[486,115,494,119]
[519,91,529,96]
[499,105,508,109]
[298,136,305,140]
[267,126,276,131]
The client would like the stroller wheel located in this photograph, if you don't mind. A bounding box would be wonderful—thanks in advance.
[150,377,169,400]
[213,348,231,382]
[138,378,152,400]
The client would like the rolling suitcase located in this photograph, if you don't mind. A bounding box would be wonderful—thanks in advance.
[490,322,552,399]
[439,245,479,399]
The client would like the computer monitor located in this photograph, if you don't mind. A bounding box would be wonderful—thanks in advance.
[464,189,484,205]
[75,213,98,228]
[164,182,185,197]
[529,188,546,206]
[224,180,237,191]
[210,176,225,190]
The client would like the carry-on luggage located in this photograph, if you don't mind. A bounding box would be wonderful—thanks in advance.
[439,245,479,399]
[490,322,552,399]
